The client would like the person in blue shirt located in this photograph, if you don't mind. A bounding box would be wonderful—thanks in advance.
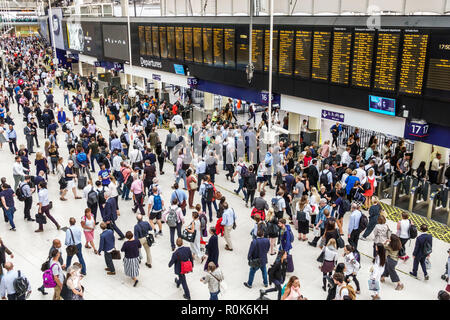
[345,170,360,200]
[6,124,18,154]
[170,183,188,216]
[278,219,292,254]
[98,163,111,186]
[330,122,342,148]
[348,203,362,251]
[264,149,275,189]
[98,222,116,275]
[244,229,270,289]
[308,199,331,247]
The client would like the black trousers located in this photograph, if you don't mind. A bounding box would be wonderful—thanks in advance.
[109,220,125,238]
[176,274,190,299]
[169,224,182,249]
[88,202,98,222]
[245,189,256,206]
[133,193,145,215]
[9,138,18,154]
[264,279,282,300]
[7,293,25,300]
[24,197,32,219]
[349,229,361,251]
[104,251,115,272]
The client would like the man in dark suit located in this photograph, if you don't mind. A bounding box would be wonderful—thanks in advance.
[98,222,116,275]
[410,224,432,280]
[102,191,125,240]
[244,229,270,289]
[307,159,319,189]
[169,238,193,300]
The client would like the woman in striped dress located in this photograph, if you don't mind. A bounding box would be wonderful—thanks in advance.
[121,231,142,287]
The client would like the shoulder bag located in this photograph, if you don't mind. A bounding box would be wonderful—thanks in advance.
[248,240,261,269]
[111,249,121,260]
[209,271,227,295]
[66,229,79,257]
[181,224,196,243]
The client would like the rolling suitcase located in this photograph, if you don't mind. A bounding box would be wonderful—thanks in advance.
[78,175,87,190]
[287,254,294,273]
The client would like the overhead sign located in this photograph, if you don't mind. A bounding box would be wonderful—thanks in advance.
[152,74,161,81]
[321,109,345,122]
[260,91,280,105]
[187,77,198,87]
[102,23,129,62]
[405,120,430,138]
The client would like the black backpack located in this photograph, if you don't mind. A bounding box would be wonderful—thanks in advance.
[246,173,257,190]
[120,133,127,144]
[13,270,29,298]
[87,187,98,206]
[358,214,368,231]
[97,187,106,205]
[296,211,307,223]
[15,184,27,202]
[422,240,432,256]
[204,183,214,202]
[341,199,351,212]
[320,170,329,186]
[408,222,418,239]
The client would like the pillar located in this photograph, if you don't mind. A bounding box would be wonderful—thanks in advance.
[308,116,320,144]
[204,92,215,111]
[412,141,433,170]
[288,112,301,143]
[120,0,128,17]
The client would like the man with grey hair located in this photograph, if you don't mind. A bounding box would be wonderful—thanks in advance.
[308,198,331,247]
[134,214,152,268]
[0,262,31,300]
[65,159,82,200]
[103,190,125,240]
[348,202,363,250]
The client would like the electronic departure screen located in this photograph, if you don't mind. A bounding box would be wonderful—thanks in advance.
[264,30,278,72]
[236,26,249,69]
[352,31,375,88]
[184,27,193,62]
[175,26,184,61]
[145,26,152,56]
[426,34,450,100]
[374,32,401,91]
[398,33,428,95]
[203,27,213,65]
[294,30,312,78]
[213,28,224,67]
[224,28,235,68]
[279,30,295,76]
[369,95,396,116]
[331,31,352,85]
[152,26,159,57]
[159,26,167,59]
[252,29,264,71]
[167,26,175,59]
[193,27,203,63]
[311,31,331,81]
[138,26,146,56]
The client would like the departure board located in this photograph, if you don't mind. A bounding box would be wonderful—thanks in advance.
[311,31,331,81]
[213,28,224,67]
[294,30,311,78]
[167,26,175,59]
[399,33,428,95]
[352,32,375,88]
[152,26,159,57]
[193,27,203,63]
[331,31,352,85]
[374,32,401,91]
[252,29,264,71]
[278,30,295,76]
[145,26,152,56]
[224,28,235,68]
[159,26,168,59]
[264,30,279,72]
[236,27,249,69]
[184,27,193,62]
[426,35,450,99]
[138,26,146,56]
[175,26,184,60]
[203,27,213,65]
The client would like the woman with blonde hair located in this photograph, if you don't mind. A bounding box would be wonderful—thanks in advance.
[266,208,279,255]
[320,238,338,291]
[309,187,320,223]
[281,276,306,300]
[296,195,312,241]
[363,168,377,208]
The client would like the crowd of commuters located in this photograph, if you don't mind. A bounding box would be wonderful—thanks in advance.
[0,35,448,301]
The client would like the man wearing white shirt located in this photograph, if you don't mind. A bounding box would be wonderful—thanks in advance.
[172,114,184,130]
[355,163,367,185]
[12,156,28,190]
[65,217,87,275]
[341,146,352,166]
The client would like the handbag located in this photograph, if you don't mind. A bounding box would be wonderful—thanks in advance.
[189,180,197,190]
[48,201,53,210]
[317,251,325,263]
[35,213,47,224]
[66,229,79,257]
[111,249,121,260]
[248,258,261,269]
[337,236,345,249]
[313,227,321,237]
[145,233,155,247]
[368,278,380,291]
[181,228,196,243]
[58,177,68,188]
[209,271,227,295]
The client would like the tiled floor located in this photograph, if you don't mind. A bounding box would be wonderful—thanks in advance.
[0,82,448,300]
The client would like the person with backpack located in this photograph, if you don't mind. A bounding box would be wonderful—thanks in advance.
[265,208,280,256]
[0,262,30,300]
[295,195,311,241]
[233,158,248,199]
[0,183,16,231]
[370,243,386,300]
[272,190,286,220]
[171,182,188,216]
[333,272,356,300]
[163,198,185,251]
[147,186,164,237]
[278,219,293,258]
[244,165,257,208]
[47,249,65,300]
[348,202,364,251]
[410,224,433,281]
[308,199,331,247]
[261,250,288,300]
[343,245,361,294]
[319,164,333,192]
[333,190,350,236]
[397,211,412,261]
[199,176,216,222]
[244,229,270,289]
[18,175,35,222]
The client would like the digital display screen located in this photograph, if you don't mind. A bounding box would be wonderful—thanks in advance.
[184,27,193,62]
[399,33,428,95]
[224,28,235,68]
[352,32,375,88]
[264,29,279,72]
[138,26,146,56]
[294,30,311,78]
[278,30,295,76]
[213,28,224,67]
[236,26,249,69]
[426,34,450,100]
[311,31,331,81]
[102,23,128,61]
[159,26,168,59]
[369,95,396,116]
[167,26,176,59]
[175,26,184,61]
[331,31,352,85]
[193,27,203,63]
[252,29,264,71]
[145,26,152,56]
[203,27,213,65]
[174,64,185,75]
[152,26,160,57]
[373,32,401,91]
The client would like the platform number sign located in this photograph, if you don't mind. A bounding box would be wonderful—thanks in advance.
[407,121,430,138]
[187,77,198,87]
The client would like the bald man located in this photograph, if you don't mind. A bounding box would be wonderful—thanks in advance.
[0,262,30,300]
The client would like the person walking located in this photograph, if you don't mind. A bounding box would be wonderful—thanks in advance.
[204,227,219,270]
[185,211,205,262]
[131,174,146,215]
[103,191,125,240]
[348,203,363,251]
[134,214,153,268]
[361,197,381,240]
[65,217,87,275]
[381,234,404,291]
[81,208,97,254]
[410,224,433,280]
[244,229,270,289]
[261,250,288,300]
[221,202,236,251]
[35,181,60,232]
[201,262,224,300]
[0,262,30,300]
[343,245,361,294]
[397,212,411,261]
[19,175,35,221]
[66,265,84,300]
[49,249,65,300]
[0,184,16,231]
[0,237,13,279]
[369,243,386,300]
[12,155,28,190]
[320,239,338,292]
[163,199,185,251]
[186,169,197,209]
[121,231,142,287]
[147,186,164,236]
[169,238,194,300]
[98,222,116,275]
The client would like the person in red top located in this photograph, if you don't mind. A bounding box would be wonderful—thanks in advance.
[172,103,178,115]
[303,150,313,167]
[120,162,132,201]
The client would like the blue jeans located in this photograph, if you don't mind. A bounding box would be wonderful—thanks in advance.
[121,185,131,200]
[66,243,87,274]
[90,154,100,172]
[235,177,247,198]
[202,198,213,221]
[5,207,15,229]
[247,264,268,286]
[210,291,219,300]
[64,95,69,106]
[176,169,187,189]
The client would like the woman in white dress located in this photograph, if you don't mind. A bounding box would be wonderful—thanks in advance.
[369,243,386,300]
[186,211,205,262]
